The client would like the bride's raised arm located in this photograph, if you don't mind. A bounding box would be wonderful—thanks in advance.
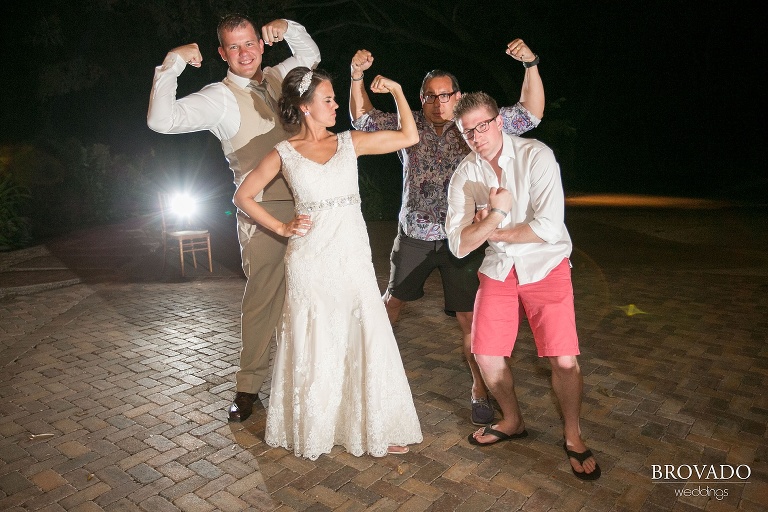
[351,75,419,156]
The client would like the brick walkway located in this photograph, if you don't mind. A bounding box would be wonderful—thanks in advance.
[1,205,767,511]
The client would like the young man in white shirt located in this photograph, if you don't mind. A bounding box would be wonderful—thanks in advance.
[446,92,601,480]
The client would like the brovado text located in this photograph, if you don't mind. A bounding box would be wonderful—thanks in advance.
[652,464,751,481]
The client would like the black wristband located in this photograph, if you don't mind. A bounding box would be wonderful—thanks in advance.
[523,55,540,68]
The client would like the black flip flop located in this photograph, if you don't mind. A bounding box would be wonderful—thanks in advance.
[467,426,528,446]
[563,442,602,480]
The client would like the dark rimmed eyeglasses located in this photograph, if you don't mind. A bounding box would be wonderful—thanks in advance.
[421,91,458,104]
[460,116,498,141]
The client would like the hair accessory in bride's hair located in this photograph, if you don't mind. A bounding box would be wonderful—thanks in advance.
[297,70,313,96]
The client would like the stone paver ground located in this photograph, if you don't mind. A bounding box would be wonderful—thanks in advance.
[1,204,767,511]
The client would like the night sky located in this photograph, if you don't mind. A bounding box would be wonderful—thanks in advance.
[1,1,765,206]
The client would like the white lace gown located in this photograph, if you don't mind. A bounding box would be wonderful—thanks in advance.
[265,131,423,460]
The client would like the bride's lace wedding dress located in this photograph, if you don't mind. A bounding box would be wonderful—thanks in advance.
[264,130,423,460]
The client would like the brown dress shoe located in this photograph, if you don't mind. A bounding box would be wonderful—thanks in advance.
[228,392,258,422]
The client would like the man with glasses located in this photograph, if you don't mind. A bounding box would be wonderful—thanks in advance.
[445,92,600,480]
[349,41,543,427]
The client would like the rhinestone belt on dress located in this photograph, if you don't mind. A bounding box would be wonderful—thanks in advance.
[295,194,361,213]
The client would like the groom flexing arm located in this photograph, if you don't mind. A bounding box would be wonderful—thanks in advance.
[148,14,320,422]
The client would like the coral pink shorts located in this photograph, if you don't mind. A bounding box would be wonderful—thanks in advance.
[472,258,580,357]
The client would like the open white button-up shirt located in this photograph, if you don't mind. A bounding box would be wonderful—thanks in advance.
[446,133,572,284]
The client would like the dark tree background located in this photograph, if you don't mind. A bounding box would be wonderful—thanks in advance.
[0,0,765,238]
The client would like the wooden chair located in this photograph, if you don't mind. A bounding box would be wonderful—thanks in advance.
[158,193,213,277]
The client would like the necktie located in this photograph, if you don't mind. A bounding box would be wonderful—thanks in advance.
[248,81,279,114]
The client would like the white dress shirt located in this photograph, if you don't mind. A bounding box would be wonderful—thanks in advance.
[147,20,321,142]
[446,133,572,284]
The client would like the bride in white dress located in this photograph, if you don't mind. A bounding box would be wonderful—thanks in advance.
[233,67,422,460]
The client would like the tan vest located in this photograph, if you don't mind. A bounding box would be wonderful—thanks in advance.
[223,75,294,201]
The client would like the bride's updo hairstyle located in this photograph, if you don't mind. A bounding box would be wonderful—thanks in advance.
[279,66,333,126]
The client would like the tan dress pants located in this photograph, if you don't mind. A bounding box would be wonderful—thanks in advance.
[235,200,294,394]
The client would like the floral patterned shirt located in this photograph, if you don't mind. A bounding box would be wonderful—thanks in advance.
[353,104,539,240]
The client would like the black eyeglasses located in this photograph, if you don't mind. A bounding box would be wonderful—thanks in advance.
[460,116,498,140]
[421,91,458,104]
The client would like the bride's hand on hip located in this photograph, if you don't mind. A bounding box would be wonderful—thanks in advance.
[281,214,312,237]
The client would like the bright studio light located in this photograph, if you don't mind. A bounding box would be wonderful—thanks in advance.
[170,193,197,218]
